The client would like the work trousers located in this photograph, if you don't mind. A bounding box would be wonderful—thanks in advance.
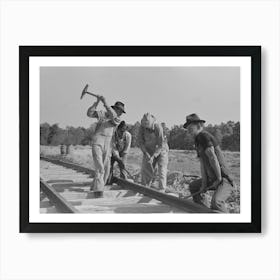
[189,178,233,212]
[91,138,112,192]
[141,151,168,190]
[111,153,128,179]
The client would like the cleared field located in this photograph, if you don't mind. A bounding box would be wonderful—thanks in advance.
[40,145,240,213]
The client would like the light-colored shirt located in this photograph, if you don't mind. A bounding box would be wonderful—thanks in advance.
[138,122,168,157]
[113,131,132,157]
[87,102,121,145]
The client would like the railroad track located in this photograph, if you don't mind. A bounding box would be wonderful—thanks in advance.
[40,156,216,214]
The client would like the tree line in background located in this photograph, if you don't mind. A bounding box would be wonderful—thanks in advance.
[40,120,240,151]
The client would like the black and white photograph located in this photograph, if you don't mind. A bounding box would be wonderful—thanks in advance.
[3,1,280,279]
[40,67,240,214]
[20,46,261,232]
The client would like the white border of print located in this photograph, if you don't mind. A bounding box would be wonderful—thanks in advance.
[30,56,251,223]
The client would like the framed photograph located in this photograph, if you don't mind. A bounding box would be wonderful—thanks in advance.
[20,46,261,233]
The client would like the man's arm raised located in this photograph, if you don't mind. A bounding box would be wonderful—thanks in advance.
[87,97,101,118]
[99,96,120,125]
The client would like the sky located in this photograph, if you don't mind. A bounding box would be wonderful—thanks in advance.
[40,66,240,129]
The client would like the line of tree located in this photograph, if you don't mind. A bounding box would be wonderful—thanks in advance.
[40,120,240,151]
[167,121,240,151]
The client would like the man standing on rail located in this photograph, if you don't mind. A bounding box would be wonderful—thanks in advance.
[87,95,126,198]
[183,113,235,212]
[109,121,132,180]
[138,113,169,191]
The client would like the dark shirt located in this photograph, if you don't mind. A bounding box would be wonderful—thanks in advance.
[195,130,233,184]
[195,130,218,153]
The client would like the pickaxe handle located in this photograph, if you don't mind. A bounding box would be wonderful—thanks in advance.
[123,168,134,180]
[86,92,99,98]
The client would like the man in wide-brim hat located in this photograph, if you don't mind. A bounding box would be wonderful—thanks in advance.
[87,95,125,198]
[183,113,235,212]
[183,113,206,129]
[111,101,126,114]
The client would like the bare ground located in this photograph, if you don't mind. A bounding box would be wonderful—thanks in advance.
[41,145,240,213]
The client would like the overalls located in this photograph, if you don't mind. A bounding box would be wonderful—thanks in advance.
[91,115,118,191]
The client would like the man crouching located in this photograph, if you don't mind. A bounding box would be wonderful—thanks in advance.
[183,114,235,212]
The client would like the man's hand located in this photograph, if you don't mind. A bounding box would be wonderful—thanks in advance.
[208,178,223,191]
[98,95,106,103]
[148,155,154,165]
[199,181,207,192]
[144,152,151,161]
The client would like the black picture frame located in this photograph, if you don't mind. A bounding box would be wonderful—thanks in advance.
[20,46,261,233]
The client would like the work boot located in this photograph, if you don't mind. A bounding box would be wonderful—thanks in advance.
[91,191,103,199]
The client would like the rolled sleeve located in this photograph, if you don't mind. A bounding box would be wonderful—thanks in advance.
[105,111,121,126]
[153,123,165,157]
[122,132,132,154]
[87,101,101,118]
[196,131,217,151]
[96,110,107,120]
[137,127,147,153]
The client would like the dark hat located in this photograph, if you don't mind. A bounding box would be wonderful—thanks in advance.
[183,113,205,129]
[118,120,127,130]
[111,101,126,113]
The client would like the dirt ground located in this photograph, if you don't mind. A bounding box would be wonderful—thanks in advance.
[41,145,240,213]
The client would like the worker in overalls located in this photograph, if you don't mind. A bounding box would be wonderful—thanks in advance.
[183,113,235,212]
[138,113,169,191]
[110,121,132,180]
[87,96,125,198]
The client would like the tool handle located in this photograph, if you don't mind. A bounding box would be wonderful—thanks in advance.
[86,91,99,98]
[123,168,134,180]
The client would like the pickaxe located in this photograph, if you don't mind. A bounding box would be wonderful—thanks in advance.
[80,84,99,99]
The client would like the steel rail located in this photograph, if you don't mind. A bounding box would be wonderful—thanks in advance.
[113,177,215,213]
[41,156,94,174]
[40,156,216,213]
[40,179,79,213]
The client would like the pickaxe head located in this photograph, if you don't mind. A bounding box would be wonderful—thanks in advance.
[80,84,89,99]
